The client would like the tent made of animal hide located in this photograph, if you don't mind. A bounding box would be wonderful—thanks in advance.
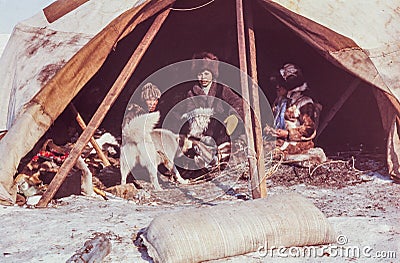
[0,0,399,205]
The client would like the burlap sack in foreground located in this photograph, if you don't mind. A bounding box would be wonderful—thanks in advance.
[141,193,336,262]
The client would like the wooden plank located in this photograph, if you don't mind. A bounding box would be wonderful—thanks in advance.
[66,233,111,263]
[316,78,360,138]
[69,103,111,167]
[36,7,171,208]
[236,0,262,199]
[116,0,175,44]
[245,0,267,198]
[43,0,90,23]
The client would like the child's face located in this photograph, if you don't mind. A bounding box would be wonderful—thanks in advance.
[145,98,158,112]
[197,70,213,87]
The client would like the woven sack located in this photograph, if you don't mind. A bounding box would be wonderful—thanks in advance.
[142,193,336,262]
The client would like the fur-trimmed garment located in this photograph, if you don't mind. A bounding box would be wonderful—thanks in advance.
[277,83,321,154]
[182,82,244,145]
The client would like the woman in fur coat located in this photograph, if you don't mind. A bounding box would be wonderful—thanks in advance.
[267,63,321,154]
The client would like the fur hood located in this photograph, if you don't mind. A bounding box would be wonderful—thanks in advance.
[191,58,219,79]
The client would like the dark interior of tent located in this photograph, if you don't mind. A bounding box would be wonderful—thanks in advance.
[48,0,386,159]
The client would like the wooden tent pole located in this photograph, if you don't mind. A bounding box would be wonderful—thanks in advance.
[44,0,90,23]
[36,7,171,207]
[236,0,262,199]
[385,94,400,118]
[244,1,267,198]
[317,78,361,139]
[69,103,111,167]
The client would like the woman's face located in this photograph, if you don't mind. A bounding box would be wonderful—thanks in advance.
[197,70,213,87]
[145,98,158,112]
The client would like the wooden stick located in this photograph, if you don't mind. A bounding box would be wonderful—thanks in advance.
[317,78,360,138]
[245,0,267,198]
[36,7,171,208]
[66,233,111,263]
[43,0,90,23]
[69,103,111,167]
[236,0,262,199]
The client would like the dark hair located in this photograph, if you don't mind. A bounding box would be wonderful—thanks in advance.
[280,63,305,90]
[192,51,218,61]
[285,75,306,90]
[191,51,219,79]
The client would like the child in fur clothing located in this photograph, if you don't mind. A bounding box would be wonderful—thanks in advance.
[122,82,161,128]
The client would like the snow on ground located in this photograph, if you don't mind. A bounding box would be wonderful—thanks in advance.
[0,173,399,263]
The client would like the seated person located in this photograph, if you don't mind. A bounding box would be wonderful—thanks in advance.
[265,63,323,159]
[122,82,161,128]
[181,51,245,169]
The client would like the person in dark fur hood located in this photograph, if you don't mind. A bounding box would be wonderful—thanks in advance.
[181,52,245,168]
[183,52,245,143]
[265,63,322,154]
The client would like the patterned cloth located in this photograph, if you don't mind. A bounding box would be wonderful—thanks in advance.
[276,82,320,154]
[273,97,288,130]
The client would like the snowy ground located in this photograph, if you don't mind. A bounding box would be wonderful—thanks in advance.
[0,170,399,263]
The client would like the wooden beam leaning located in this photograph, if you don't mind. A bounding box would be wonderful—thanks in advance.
[43,0,90,23]
[244,0,267,198]
[317,78,360,139]
[36,7,171,207]
[236,0,262,199]
[69,103,111,167]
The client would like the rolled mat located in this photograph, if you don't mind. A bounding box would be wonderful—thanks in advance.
[141,193,336,262]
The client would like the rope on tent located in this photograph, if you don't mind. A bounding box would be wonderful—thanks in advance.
[170,0,215,11]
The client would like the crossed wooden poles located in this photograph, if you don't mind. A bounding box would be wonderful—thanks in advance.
[37,0,267,207]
